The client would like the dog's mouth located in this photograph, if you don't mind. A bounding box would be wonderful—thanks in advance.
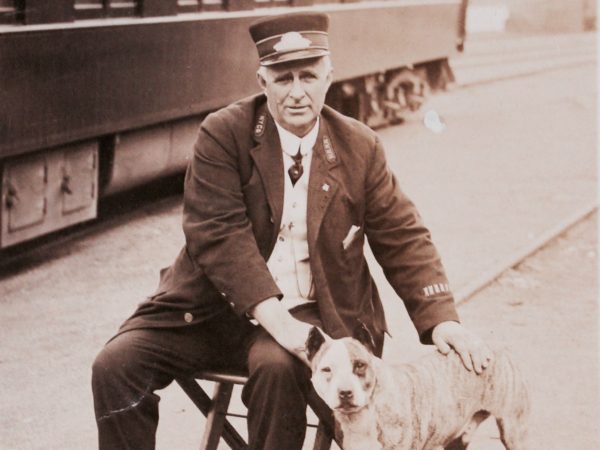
[334,403,364,414]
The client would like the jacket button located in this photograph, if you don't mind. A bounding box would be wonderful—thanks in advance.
[184,312,193,323]
[229,302,235,308]
[220,292,227,297]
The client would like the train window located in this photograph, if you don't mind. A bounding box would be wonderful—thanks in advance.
[75,0,178,19]
[202,0,224,12]
[106,1,137,18]
[254,0,291,8]
[178,0,201,13]
[74,0,105,20]
[138,0,178,16]
[18,0,74,25]
[0,0,19,24]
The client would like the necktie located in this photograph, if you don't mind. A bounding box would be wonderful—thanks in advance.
[288,147,303,186]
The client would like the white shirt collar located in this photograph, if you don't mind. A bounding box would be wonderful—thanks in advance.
[274,118,320,158]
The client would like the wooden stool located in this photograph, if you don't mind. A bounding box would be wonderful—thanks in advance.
[176,370,336,450]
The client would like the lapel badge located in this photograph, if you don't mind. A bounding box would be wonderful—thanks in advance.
[322,183,330,192]
[322,136,337,163]
[254,113,266,138]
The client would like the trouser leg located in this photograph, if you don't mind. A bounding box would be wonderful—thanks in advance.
[92,329,167,450]
[91,311,252,450]
[242,329,312,450]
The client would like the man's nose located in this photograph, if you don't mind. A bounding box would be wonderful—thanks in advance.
[288,78,305,100]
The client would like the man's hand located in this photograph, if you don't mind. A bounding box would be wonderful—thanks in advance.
[431,321,492,374]
[250,298,313,366]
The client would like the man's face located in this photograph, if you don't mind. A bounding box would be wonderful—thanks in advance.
[257,57,333,137]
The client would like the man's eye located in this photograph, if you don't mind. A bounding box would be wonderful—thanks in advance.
[321,367,331,373]
[275,75,293,84]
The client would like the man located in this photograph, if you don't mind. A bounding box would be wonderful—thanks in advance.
[92,12,491,450]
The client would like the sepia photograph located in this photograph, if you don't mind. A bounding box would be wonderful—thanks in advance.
[0,0,597,449]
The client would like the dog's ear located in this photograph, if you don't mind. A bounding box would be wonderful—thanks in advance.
[352,322,376,354]
[306,327,326,361]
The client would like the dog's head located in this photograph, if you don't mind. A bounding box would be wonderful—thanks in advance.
[307,324,377,414]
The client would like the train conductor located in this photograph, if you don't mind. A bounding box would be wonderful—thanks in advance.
[92,11,492,450]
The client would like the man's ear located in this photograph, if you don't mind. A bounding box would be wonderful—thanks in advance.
[256,70,267,91]
[306,327,326,361]
[352,322,376,354]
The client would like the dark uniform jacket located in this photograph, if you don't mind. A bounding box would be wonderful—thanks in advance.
[120,94,459,346]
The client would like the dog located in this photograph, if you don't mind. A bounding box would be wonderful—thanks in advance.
[306,325,529,450]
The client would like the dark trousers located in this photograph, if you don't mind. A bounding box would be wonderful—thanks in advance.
[91,309,321,450]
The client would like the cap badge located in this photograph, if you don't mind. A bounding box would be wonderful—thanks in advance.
[274,32,312,52]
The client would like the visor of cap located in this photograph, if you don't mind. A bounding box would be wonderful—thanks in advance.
[261,48,331,66]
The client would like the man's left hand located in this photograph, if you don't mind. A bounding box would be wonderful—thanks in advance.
[431,321,492,374]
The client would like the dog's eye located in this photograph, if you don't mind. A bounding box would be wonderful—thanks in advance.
[354,361,366,371]
[320,367,331,373]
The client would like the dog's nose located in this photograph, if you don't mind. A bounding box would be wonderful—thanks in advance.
[338,390,353,401]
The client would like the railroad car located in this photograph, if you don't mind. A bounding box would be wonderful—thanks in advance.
[0,0,466,248]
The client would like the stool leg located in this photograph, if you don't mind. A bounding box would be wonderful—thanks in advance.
[200,382,237,450]
[177,378,247,450]
[176,378,214,416]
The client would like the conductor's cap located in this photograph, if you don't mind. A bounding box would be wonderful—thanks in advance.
[249,12,330,66]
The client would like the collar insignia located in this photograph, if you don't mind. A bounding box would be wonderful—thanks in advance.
[273,32,312,52]
[254,113,266,138]
[322,135,336,163]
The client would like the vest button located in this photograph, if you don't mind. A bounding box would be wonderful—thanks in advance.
[184,312,193,323]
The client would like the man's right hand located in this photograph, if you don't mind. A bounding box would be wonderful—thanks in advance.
[250,297,313,366]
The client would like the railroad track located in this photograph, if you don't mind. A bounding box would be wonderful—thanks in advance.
[451,32,596,86]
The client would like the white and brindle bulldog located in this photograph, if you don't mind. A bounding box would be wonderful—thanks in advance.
[306,326,529,450]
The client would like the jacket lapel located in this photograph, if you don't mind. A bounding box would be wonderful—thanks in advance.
[307,117,341,246]
[249,108,284,233]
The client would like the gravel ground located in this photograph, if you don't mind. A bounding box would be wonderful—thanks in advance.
[457,212,599,449]
[0,41,596,450]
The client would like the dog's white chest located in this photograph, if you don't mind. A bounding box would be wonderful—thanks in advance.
[336,407,382,450]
